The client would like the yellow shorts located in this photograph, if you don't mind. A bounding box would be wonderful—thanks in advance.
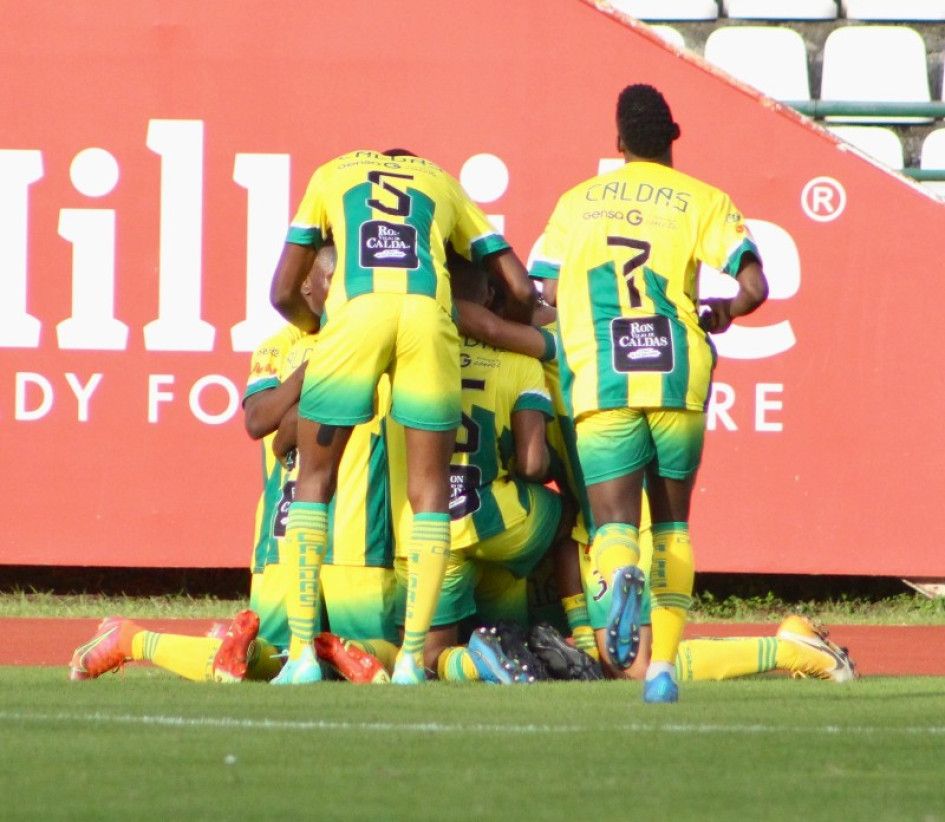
[321,565,398,643]
[300,293,461,431]
[576,407,705,484]
[249,563,290,651]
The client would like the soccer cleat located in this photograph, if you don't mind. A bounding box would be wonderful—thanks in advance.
[211,609,260,683]
[776,615,857,683]
[270,644,323,685]
[391,650,427,685]
[528,622,603,681]
[643,671,679,704]
[314,632,390,684]
[495,621,548,682]
[467,627,530,684]
[605,565,646,669]
[69,616,135,681]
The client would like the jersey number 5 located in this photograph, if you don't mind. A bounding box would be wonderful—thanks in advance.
[367,171,414,217]
[607,236,651,308]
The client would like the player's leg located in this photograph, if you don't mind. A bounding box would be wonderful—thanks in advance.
[578,408,652,669]
[638,409,704,702]
[389,296,462,683]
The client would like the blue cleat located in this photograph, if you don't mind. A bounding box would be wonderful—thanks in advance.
[270,645,322,685]
[468,627,529,684]
[605,565,646,668]
[391,650,426,684]
[643,671,679,704]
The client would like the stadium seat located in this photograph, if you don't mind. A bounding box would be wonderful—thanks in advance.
[723,0,837,19]
[920,128,945,196]
[608,0,719,20]
[703,27,810,100]
[841,0,945,20]
[819,26,932,123]
[649,25,686,49]
[827,126,904,169]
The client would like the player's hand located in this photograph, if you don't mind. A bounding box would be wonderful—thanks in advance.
[698,298,734,334]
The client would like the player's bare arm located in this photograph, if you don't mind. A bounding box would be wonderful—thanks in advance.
[455,299,548,359]
[242,362,306,440]
[270,243,320,332]
[700,259,768,334]
[510,408,550,482]
[483,249,539,324]
[272,403,299,465]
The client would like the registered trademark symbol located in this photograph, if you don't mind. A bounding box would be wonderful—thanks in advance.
[801,176,846,222]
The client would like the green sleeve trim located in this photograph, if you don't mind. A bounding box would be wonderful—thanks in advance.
[721,238,761,277]
[285,225,325,248]
[529,260,560,281]
[242,377,278,404]
[538,327,557,362]
[513,391,553,418]
[469,233,510,264]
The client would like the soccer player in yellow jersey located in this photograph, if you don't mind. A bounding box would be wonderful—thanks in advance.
[269,149,538,684]
[532,85,768,703]
[387,262,559,682]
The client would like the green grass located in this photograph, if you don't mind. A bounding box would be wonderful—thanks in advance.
[4,588,945,624]
[1,670,944,820]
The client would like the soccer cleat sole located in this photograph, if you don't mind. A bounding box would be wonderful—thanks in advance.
[468,627,529,685]
[211,609,260,684]
[605,565,646,669]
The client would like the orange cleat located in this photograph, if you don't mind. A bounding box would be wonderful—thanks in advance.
[69,616,136,681]
[314,632,390,684]
[211,609,260,683]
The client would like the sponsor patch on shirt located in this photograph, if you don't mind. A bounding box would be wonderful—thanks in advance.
[359,220,418,269]
[610,315,674,373]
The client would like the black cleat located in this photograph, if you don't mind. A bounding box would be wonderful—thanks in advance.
[494,621,549,682]
[528,622,604,681]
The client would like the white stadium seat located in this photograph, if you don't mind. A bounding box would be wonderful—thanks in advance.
[703,27,810,100]
[723,0,838,19]
[820,26,932,123]
[608,0,719,20]
[828,126,904,169]
[841,0,945,21]
[649,25,687,49]
[920,128,945,196]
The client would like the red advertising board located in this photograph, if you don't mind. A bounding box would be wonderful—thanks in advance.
[1,0,943,573]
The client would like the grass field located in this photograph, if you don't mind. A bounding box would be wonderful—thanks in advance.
[2,669,944,820]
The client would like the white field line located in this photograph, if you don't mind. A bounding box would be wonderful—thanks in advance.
[1,711,945,736]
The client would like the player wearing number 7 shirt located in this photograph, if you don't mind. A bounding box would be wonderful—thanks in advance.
[269,149,538,685]
[531,85,768,703]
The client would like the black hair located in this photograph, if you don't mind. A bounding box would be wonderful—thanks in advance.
[616,84,681,159]
[382,148,416,157]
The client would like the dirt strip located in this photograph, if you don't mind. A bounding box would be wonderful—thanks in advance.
[1,618,942,676]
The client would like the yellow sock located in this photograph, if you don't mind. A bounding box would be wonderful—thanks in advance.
[592,522,641,584]
[351,639,399,674]
[132,631,221,682]
[246,638,284,681]
[436,646,481,681]
[562,593,599,660]
[676,637,780,681]
[284,502,328,659]
[649,523,694,665]
[401,512,450,660]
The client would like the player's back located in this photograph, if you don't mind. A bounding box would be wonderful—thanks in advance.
[287,150,507,316]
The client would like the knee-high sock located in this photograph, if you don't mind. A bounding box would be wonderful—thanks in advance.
[401,512,450,661]
[591,522,641,584]
[437,646,481,682]
[649,522,694,668]
[676,637,780,681]
[562,593,598,659]
[245,638,284,681]
[132,631,221,682]
[284,502,328,659]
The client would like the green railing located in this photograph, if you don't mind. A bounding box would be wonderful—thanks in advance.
[782,100,945,181]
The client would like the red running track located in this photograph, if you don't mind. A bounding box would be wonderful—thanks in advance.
[2,618,943,676]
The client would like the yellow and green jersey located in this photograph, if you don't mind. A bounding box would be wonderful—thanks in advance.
[532,161,759,418]
[388,337,553,552]
[244,324,305,574]
[286,149,509,318]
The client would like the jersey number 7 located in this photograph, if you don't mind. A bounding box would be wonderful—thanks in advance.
[607,236,651,308]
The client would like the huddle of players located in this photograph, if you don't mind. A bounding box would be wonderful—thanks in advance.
[68,84,856,696]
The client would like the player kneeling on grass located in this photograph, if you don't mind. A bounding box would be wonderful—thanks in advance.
[386,262,559,683]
